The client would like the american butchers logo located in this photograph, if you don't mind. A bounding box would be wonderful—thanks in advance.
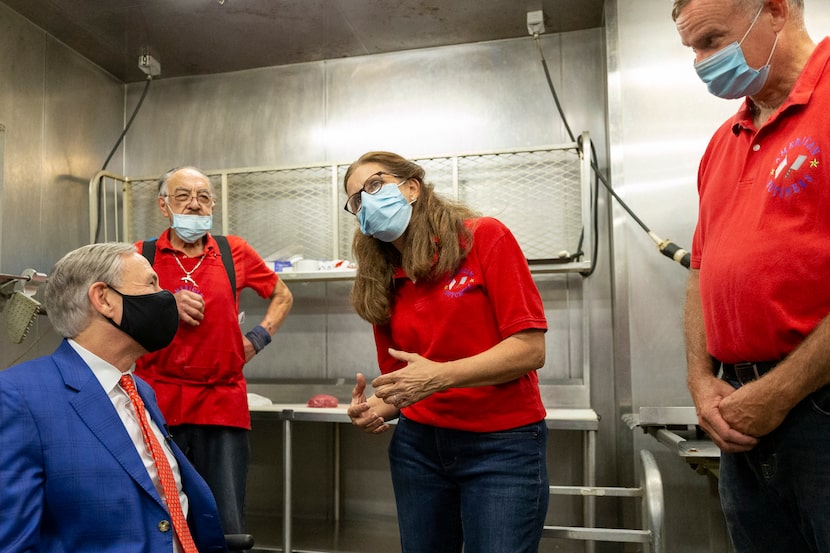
[444,269,476,298]
[767,136,820,198]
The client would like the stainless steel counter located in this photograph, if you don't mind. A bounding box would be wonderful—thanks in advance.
[624,406,721,477]
[250,402,599,553]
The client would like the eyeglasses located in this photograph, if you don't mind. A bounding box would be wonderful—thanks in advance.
[162,189,215,207]
[343,171,404,215]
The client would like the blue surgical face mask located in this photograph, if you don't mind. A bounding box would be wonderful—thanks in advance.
[694,6,779,99]
[358,181,413,242]
[171,213,213,243]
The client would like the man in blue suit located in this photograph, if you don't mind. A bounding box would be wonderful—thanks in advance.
[0,242,229,552]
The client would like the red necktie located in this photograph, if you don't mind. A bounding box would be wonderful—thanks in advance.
[120,374,198,553]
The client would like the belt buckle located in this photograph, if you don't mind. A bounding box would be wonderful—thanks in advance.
[733,362,761,384]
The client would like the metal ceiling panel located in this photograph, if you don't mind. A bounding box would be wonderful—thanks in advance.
[0,0,603,82]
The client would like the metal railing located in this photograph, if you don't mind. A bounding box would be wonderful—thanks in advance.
[544,449,665,552]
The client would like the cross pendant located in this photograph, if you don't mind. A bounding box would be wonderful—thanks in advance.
[181,275,197,287]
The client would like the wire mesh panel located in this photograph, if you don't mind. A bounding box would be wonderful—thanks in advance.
[126,178,166,241]
[336,164,356,261]
[120,141,587,267]
[456,149,583,260]
[413,156,456,198]
[226,167,332,261]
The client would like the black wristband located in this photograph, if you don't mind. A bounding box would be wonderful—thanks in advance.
[245,324,272,353]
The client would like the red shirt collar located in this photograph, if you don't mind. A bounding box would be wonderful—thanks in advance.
[731,37,830,135]
[156,228,217,255]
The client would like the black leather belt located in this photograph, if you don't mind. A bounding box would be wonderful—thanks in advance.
[719,361,779,385]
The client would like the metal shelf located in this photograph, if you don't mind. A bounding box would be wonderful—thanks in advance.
[274,261,589,283]
[276,270,357,282]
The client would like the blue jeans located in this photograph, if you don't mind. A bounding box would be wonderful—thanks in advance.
[388,415,549,553]
[719,383,830,553]
[171,424,250,534]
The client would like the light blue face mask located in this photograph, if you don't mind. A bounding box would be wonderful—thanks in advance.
[694,6,779,99]
[358,181,413,242]
[171,213,213,243]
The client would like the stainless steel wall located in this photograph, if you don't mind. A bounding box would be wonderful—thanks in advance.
[607,1,830,551]
[0,3,123,370]
[123,33,606,173]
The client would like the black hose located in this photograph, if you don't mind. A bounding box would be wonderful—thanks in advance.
[533,34,689,271]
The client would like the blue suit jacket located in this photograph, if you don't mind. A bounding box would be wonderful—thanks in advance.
[0,340,229,552]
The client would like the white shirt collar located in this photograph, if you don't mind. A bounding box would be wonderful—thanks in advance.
[67,338,132,394]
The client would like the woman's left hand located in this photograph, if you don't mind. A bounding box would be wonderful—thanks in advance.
[371,348,447,408]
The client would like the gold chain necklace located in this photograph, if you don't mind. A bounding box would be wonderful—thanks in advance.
[173,253,207,287]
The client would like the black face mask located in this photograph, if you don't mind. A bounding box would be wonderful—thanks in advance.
[105,287,179,352]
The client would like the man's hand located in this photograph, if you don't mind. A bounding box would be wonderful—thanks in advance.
[719,379,790,437]
[692,377,758,452]
[174,289,205,326]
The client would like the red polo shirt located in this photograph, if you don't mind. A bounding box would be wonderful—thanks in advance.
[693,38,830,363]
[373,217,548,432]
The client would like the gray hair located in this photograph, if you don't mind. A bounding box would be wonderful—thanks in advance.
[156,165,211,197]
[43,242,136,338]
[672,0,804,22]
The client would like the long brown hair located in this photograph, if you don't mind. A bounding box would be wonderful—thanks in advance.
[344,152,478,324]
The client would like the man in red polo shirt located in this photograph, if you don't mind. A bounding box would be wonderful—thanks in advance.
[674,0,830,550]
[135,166,293,534]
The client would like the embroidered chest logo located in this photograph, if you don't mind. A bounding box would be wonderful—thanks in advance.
[766,136,821,199]
[443,268,477,298]
[173,282,203,297]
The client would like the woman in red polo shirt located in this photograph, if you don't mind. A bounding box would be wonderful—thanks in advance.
[343,151,549,553]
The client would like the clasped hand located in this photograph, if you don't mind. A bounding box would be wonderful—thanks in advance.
[372,348,444,408]
[347,348,445,434]
[174,289,205,326]
[694,377,789,452]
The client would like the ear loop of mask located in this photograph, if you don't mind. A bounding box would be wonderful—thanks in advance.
[738,4,765,46]
[738,3,779,68]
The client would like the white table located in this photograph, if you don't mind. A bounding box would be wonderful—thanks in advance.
[250,403,599,553]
